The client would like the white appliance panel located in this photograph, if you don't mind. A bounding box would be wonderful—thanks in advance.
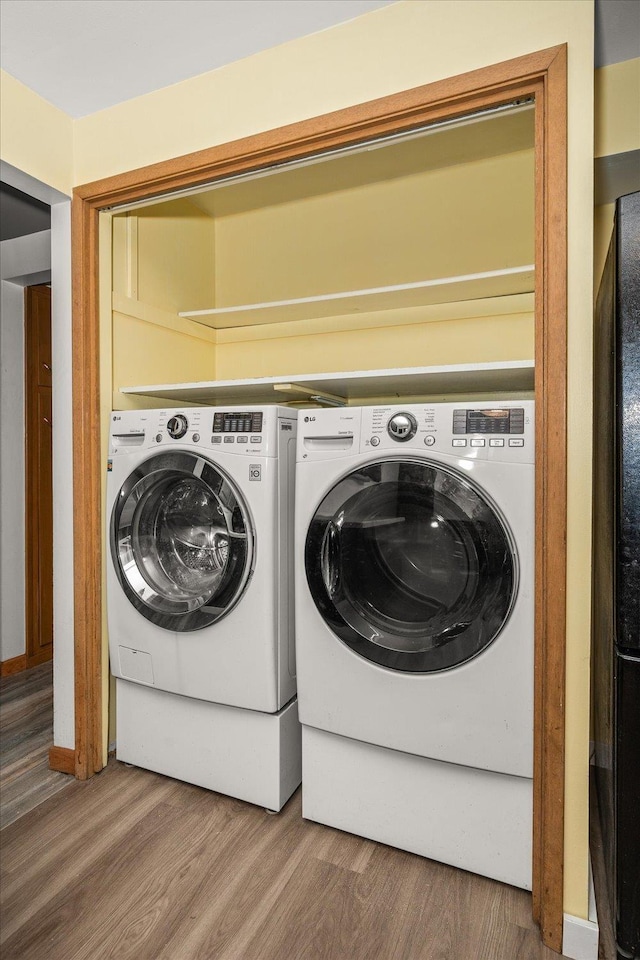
[295,400,535,885]
[107,406,297,714]
[303,725,533,890]
[295,444,534,776]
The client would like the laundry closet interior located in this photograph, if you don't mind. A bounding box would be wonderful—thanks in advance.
[106,101,535,416]
[102,98,537,865]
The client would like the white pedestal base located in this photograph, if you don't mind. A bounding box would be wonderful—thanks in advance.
[116,679,301,811]
[302,724,533,889]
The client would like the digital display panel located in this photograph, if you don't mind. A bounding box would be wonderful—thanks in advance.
[213,411,263,434]
[452,408,525,435]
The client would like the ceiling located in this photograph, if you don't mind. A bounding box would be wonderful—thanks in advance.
[0,0,395,119]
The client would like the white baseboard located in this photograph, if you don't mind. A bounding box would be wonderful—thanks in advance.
[562,914,599,960]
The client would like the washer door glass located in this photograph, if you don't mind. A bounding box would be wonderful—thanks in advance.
[305,459,517,672]
[111,451,254,631]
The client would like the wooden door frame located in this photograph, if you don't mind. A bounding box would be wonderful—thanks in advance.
[69,45,567,950]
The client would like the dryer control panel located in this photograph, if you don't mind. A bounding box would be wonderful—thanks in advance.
[362,401,534,464]
[298,402,534,464]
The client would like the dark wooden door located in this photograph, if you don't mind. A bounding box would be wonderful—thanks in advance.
[25,284,53,668]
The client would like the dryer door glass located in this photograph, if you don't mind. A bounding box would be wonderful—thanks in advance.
[305,458,517,672]
[111,451,254,631]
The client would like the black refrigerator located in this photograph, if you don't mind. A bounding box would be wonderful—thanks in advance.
[593,189,640,960]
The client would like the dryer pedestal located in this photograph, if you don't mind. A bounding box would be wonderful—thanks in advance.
[301,725,532,889]
[116,679,301,811]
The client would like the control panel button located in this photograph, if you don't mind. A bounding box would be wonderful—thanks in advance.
[452,410,467,434]
[250,436,262,443]
[237,436,248,444]
[509,408,525,431]
[424,435,436,446]
[192,433,200,443]
[387,412,417,442]
[224,436,234,444]
[489,438,505,447]
[167,414,188,439]
[212,436,222,444]
[155,433,162,443]
[470,438,485,447]
[509,438,524,447]
[213,411,263,435]
[452,438,467,447]
[370,436,380,447]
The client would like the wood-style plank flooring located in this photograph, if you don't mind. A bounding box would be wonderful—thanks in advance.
[0,759,567,960]
[0,661,71,829]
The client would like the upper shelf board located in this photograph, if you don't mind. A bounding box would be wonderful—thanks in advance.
[179,266,535,330]
[121,361,535,407]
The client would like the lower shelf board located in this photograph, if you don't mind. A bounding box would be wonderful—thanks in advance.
[119,360,535,407]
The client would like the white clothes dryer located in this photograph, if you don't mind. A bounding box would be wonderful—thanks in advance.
[295,401,534,886]
[107,405,301,810]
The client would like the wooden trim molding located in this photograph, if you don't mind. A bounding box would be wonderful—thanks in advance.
[72,195,103,782]
[532,46,568,951]
[48,745,76,775]
[1,654,27,678]
[72,44,568,951]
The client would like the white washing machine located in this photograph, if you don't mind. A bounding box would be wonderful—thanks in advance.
[295,401,534,887]
[107,405,301,810]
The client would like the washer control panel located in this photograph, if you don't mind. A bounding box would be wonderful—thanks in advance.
[109,406,295,459]
[166,414,188,439]
[212,411,264,435]
[387,412,417,442]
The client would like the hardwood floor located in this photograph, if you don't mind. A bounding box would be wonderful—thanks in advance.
[0,759,567,960]
[0,660,71,829]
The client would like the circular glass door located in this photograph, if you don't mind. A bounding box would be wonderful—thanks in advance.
[305,458,517,672]
[111,451,254,631]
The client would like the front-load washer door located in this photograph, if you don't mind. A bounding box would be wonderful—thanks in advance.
[305,458,517,672]
[111,451,254,631]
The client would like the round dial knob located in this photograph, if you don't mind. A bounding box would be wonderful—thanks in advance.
[387,412,417,442]
[166,414,188,439]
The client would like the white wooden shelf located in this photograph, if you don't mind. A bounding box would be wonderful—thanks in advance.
[120,361,535,407]
[179,266,535,330]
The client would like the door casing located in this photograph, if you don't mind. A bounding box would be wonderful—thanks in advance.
[68,45,567,951]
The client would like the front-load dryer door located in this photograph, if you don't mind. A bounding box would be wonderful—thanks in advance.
[111,451,254,631]
[305,458,517,672]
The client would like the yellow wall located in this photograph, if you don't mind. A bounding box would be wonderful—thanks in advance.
[71,1,592,189]
[595,58,640,158]
[111,201,217,409]
[1,0,595,921]
[214,150,534,307]
[205,136,535,380]
[593,57,640,293]
[215,309,534,382]
[0,69,73,195]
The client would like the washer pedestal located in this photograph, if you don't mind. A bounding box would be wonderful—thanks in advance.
[116,679,301,811]
[302,725,532,889]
